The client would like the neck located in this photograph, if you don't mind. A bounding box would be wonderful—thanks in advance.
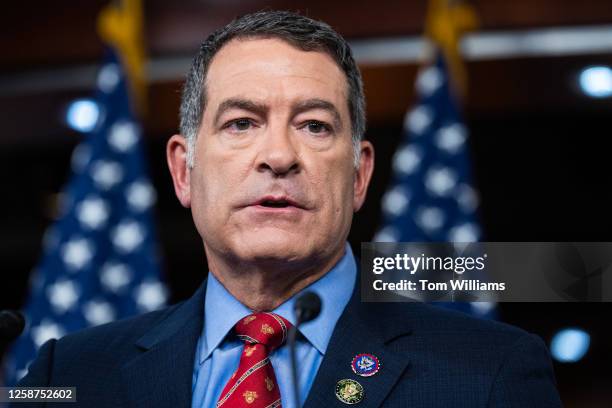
[205,245,346,311]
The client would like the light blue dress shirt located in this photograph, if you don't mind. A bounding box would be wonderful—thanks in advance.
[191,243,357,408]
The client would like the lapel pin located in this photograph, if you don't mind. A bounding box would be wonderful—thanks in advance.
[351,353,380,377]
[335,379,364,404]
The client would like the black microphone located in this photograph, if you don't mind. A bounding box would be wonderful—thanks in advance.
[0,310,26,341]
[294,292,322,325]
[289,292,322,406]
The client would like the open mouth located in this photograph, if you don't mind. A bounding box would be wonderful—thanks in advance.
[251,196,303,210]
[260,200,291,208]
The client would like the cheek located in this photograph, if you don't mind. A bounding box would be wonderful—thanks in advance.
[318,160,355,216]
[189,170,212,225]
[191,151,250,221]
[193,178,226,221]
[193,145,229,201]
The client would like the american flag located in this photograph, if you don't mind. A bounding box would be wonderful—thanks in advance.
[374,54,494,317]
[375,54,481,244]
[3,48,167,385]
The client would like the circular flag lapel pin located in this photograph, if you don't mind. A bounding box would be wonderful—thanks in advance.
[335,379,364,404]
[351,353,380,377]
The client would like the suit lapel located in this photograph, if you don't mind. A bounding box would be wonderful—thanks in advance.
[117,267,413,408]
[120,281,206,408]
[303,286,412,408]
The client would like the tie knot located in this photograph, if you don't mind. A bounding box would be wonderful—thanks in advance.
[234,312,292,350]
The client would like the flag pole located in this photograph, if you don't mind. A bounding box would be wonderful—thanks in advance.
[97,0,147,118]
[424,0,479,98]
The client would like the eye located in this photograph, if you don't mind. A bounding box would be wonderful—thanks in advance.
[303,120,332,135]
[225,118,254,132]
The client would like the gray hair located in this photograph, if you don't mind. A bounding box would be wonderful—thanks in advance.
[179,10,366,169]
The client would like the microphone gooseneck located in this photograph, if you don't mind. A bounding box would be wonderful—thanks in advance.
[289,291,322,407]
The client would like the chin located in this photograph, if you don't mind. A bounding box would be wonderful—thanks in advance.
[234,231,312,263]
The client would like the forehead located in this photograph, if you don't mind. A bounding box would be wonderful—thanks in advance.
[204,37,348,109]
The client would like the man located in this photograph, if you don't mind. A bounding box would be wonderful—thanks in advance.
[17,11,561,407]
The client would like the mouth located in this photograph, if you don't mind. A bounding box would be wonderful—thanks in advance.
[249,196,305,211]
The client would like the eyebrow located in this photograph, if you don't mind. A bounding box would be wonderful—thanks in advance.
[213,97,344,130]
[214,98,268,126]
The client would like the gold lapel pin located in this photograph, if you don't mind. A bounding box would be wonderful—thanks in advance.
[335,379,364,404]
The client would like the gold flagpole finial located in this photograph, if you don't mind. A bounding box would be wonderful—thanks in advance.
[97,0,147,117]
[425,0,479,97]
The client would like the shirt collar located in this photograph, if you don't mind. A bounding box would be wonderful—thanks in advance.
[200,243,357,364]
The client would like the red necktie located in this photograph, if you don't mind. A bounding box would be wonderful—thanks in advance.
[216,312,292,408]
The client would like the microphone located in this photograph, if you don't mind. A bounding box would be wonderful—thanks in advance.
[289,292,322,407]
[0,310,26,341]
[294,292,322,325]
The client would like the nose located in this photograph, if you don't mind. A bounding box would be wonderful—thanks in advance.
[256,124,300,176]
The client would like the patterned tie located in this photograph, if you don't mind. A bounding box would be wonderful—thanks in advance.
[216,312,292,408]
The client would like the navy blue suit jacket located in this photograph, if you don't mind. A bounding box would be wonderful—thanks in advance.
[16,279,562,407]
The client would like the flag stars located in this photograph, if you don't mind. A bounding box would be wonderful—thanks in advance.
[374,58,481,245]
[111,220,145,253]
[83,300,116,326]
[76,196,109,230]
[416,66,444,96]
[47,279,80,313]
[404,106,433,135]
[97,63,121,93]
[448,223,480,243]
[456,184,479,213]
[108,121,139,152]
[61,238,94,271]
[393,145,422,175]
[31,320,65,348]
[91,160,124,190]
[126,180,156,212]
[470,301,496,316]
[416,206,445,232]
[100,262,132,293]
[135,281,167,311]
[382,186,410,217]
[425,166,457,197]
[435,123,467,154]
[9,52,169,388]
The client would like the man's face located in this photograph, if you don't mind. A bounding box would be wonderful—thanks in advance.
[168,38,373,267]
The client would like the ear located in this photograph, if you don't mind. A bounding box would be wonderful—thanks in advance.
[166,134,191,208]
[353,140,375,212]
